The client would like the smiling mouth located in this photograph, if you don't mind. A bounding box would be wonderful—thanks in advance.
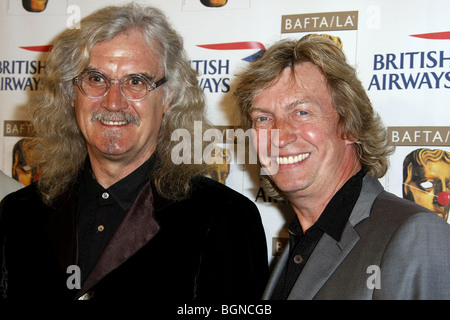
[276,153,310,165]
[91,110,140,127]
[99,119,129,126]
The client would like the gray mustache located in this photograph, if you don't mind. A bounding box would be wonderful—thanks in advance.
[90,110,140,126]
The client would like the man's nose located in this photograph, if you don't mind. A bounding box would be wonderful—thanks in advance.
[103,82,128,110]
[272,118,296,148]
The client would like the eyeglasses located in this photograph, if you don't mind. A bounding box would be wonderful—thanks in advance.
[73,70,167,102]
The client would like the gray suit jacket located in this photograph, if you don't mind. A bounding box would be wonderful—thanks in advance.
[263,175,450,300]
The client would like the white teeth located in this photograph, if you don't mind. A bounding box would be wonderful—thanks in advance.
[276,153,310,165]
[100,120,128,126]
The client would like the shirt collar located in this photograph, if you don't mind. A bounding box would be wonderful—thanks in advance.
[315,168,367,242]
[80,155,156,212]
[289,168,367,242]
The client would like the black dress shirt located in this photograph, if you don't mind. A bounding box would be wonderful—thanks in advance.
[77,156,155,283]
[271,168,366,299]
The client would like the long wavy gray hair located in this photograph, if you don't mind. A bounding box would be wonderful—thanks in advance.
[234,35,394,199]
[29,3,210,205]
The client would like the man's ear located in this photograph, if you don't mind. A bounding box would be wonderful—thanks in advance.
[344,135,358,145]
[341,128,358,146]
[71,92,77,108]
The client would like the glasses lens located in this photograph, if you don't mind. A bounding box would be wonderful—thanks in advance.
[122,74,149,100]
[81,72,108,98]
[76,71,157,101]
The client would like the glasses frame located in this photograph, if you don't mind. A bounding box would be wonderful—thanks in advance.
[73,70,167,102]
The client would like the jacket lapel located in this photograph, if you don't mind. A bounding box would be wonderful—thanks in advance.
[287,223,360,299]
[348,175,384,226]
[262,246,289,299]
[77,181,160,298]
[264,175,384,300]
[287,175,383,299]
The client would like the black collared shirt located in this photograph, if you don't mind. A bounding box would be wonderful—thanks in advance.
[77,156,155,283]
[271,168,366,300]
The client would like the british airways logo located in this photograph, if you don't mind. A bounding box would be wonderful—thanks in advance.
[368,31,450,91]
[410,31,450,40]
[19,45,53,52]
[196,41,265,62]
[192,41,266,93]
[0,46,50,91]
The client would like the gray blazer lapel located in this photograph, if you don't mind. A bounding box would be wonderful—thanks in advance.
[287,224,360,299]
[287,175,384,299]
[264,174,384,300]
[263,221,361,300]
[262,246,290,299]
[348,175,384,227]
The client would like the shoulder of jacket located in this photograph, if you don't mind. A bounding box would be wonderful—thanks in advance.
[191,176,252,202]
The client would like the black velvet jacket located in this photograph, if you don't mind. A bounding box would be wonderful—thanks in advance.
[0,176,268,303]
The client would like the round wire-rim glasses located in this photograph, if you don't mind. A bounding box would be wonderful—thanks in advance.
[73,70,167,102]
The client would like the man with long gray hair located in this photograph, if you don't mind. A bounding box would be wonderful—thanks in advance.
[0,3,268,302]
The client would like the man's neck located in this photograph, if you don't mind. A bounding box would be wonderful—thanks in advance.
[88,154,151,189]
[287,162,362,233]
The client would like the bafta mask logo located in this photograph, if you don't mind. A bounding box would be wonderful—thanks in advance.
[403,148,450,221]
[200,0,227,8]
[22,0,48,12]
[207,146,231,184]
[12,138,39,186]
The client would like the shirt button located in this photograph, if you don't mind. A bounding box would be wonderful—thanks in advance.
[97,225,105,232]
[102,192,109,199]
[293,255,303,264]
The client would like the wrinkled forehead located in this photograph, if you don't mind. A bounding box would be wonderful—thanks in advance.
[88,29,164,76]
[250,63,333,112]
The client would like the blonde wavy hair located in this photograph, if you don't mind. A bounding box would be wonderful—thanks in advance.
[28,3,210,205]
[234,35,394,198]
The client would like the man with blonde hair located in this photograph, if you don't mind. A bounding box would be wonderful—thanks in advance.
[234,35,450,299]
[0,3,268,302]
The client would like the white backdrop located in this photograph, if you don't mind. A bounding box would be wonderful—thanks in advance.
[1,0,449,263]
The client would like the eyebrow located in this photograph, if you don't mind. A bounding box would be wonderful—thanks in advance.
[139,72,155,82]
[249,98,312,113]
[248,106,267,114]
[284,99,312,110]
[82,67,156,81]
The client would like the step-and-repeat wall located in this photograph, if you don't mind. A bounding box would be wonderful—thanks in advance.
[1,0,449,263]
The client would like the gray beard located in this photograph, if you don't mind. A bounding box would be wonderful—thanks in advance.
[101,128,124,155]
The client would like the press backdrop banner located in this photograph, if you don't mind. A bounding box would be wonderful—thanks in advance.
[1,0,449,263]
